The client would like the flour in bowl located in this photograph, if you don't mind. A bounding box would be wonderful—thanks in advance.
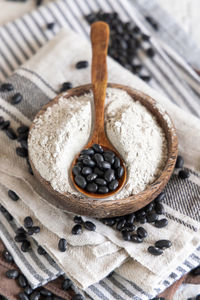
[28,88,167,199]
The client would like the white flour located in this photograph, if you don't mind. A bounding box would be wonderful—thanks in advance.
[29,88,167,199]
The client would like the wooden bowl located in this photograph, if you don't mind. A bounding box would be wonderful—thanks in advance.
[28,83,178,218]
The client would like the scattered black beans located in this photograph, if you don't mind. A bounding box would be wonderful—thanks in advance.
[72,294,84,300]
[5,127,17,140]
[137,227,147,238]
[155,202,165,215]
[148,246,163,256]
[16,227,26,234]
[122,230,131,241]
[18,274,27,287]
[191,265,200,276]
[30,291,40,300]
[36,0,43,6]
[0,116,4,125]
[179,169,190,179]
[47,22,55,30]
[59,81,73,93]
[17,132,28,141]
[16,147,28,158]
[101,218,116,226]
[84,221,96,231]
[126,213,135,225]
[154,192,165,203]
[18,293,29,300]
[146,47,155,58]
[24,216,33,228]
[155,240,172,249]
[58,238,67,252]
[74,216,83,224]
[61,278,72,290]
[27,226,40,235]
[8,190,19,201]
[11,93,23,105]
[131,234,143,243]
[175,155,184,168]
[2,249,13,263]
[151,298,165,300]
[37,246,46,255]
[17,125,29,134]
[139,75,151,82]
[0,83,14,92]
[15,233,27,243]
[147,213,158,223]
[24,285,33,295]
[40,289,52,296]
[6,269,19,279]
[75,61,89,69]
[155,218,168,228]
[21,240,31,252]
[145,16,159,31]
[21,139,28,150]
[1,120,10,130]
[72,224,82,235]
[116,219,126,231]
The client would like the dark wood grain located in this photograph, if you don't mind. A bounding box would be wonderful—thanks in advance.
[28,83,178,218]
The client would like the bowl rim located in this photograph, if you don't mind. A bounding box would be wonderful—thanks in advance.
[28,83,178,218]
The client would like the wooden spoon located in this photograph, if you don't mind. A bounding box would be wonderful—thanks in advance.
[70,21,127,198]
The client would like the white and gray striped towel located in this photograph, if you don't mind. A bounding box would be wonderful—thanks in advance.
[0,1,200,300]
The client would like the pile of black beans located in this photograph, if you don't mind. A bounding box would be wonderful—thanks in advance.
[72,144,124,194]
[85,11,154,82]
[71,216,96,235]
[2,247,84,300]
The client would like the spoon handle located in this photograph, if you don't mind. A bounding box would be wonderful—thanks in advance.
[90,21,110,144]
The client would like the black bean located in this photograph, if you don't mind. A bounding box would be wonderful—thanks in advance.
[155,240,172,249]
[81,148,94,156]
[4,211,13,221]
[40,289,52,296]
[92,144,103,153]
[11,93,23,105]
[126,213,135,225]
[5,127,17,140]
[83,159,95,167]
[16,147,28,157]
[192,265,200,276]
[147,213,158,223]
[93,153,104,164]
[53,296,66,300]
[17,125,29,134]
[116,219,126,231]
[0,83,14,92]
[137,227,147,238]
[148,246,163,256]
[146,48,155,58]
[145,203,154,213]
[18,293,29,300]
[62,278,72,290]
[139,75,151,82]
[16,227,26,234]
[155,218,168,228]
[0,116,4,125]
[155,202,165,215]
[113,157,120,169]
[24,286,33,295]
[74,216,83,224]
[141,33,150,41]
[47,22,55,30]
[21,139,28,150]
[60,82,73,93]
[8,189,19,201]
[82,167,92,176]
[99,161,111,170]
[109,179,119,191]
[78,155,91,162]
[76,162,83,168]
[0,205,6,213]
[86,183,98,193]
[130,234,143,243]
[15,233,27,242]
[2,249,13,263]
[121,230,131,241]
[138,216,147,224]
[101,218,116,226]
[154,192,165,203]
[36,0,43,6]
[24,216,33,228]
[17,132,28,141]
[76,61,89,69]
[103,152,114,164]
[84,221,96,231]
[37,246,46,255]
[21,240,31,252]
[175,155,184,168]
[6,269,19,279]
[28,226,40,235]
[123,224,136,232]
[72,166,81,176]
[30,291,40,300]
[58,238,67,252]
[94,167,104,177]
[72,224,82,235]
[72,294,84,300]
[179,170,190,179]
[75,175,87,189]
[98,186,109,193]
[116,166,124,179]
[87,173,98,182]
[104,169,115,182]
[18,274,27,287]
[1,120,10,130]
[151,298,165,300]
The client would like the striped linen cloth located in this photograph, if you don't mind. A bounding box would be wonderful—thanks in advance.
[0,0,200,300]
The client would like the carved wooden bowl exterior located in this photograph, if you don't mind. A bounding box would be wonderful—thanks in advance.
[28,83,178,218]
